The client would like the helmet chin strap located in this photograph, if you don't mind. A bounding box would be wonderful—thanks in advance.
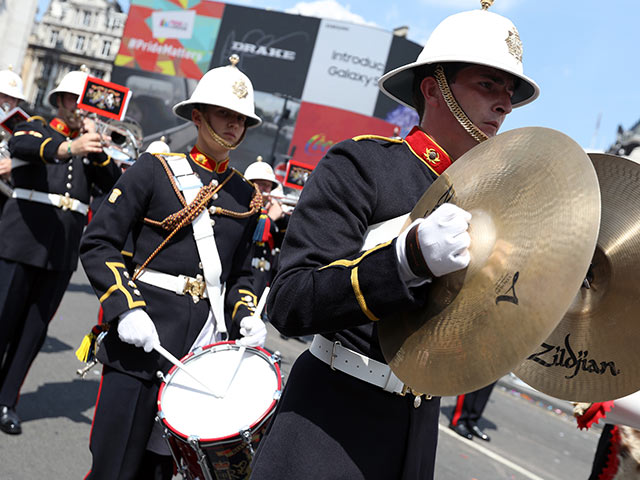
[434,65,489,144]
[203,116,246,151]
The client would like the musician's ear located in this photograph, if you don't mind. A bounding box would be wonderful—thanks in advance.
[191,107,202,129]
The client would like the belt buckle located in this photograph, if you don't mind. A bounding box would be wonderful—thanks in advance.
[398,385,432,408]
[183,274,206,303]
[59,193,73,211]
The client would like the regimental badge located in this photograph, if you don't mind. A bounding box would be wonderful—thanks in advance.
[232,80,248,99]
[424,148,440,165]
[9,79,16,87]
[505,28,523,63]
[108,188,122,204]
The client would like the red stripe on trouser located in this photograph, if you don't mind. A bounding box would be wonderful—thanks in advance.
[451,394,466,426]
[83,366,106,480]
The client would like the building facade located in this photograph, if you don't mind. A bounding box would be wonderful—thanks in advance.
[0,0,39,73]
[22,0,126,113]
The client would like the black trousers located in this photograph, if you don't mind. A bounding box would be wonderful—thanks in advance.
[85,366,173,480]
[451,381,497,427]
[0,259,72,407]
[250,350,441,480]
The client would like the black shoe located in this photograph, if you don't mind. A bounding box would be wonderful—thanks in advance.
[449,422,473,440]
[469,424,490,441]
[0,405,21,435]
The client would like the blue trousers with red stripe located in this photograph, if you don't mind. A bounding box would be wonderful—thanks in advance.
[451,382,496,427]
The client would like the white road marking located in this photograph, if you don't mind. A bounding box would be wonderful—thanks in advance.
[439,424,547,480]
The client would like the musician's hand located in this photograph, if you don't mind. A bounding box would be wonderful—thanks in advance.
[117,308,159,353]
[266,199,284,221]
[396,203,471,282]
[237,315,267,348]
[72,132,105,156]
[82,117,97,134]
[0,157,11,177]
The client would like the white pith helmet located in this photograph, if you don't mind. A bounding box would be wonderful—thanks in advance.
[173,55,262,128]
[47,66,89,106]
[379,1,539,109]
[145,136,171,154]
[0,67,25,101]
[244,156,280,189]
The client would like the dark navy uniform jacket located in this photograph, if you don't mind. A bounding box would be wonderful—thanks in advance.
[2,117,121,271]
[79,152,259,380]
[267,133,442,360]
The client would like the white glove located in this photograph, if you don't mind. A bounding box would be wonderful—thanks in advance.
[396,203,471,282]
[117,308,160,353]
[237,315,267,348]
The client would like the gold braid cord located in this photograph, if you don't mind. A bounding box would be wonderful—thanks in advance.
[434,65,489,144]
[134,164,263,280]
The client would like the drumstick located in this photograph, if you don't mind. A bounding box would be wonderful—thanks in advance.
[222,287,271,396]
[154,343,221,398]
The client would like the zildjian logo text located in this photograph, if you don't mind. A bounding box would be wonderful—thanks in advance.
[527,333,620,380]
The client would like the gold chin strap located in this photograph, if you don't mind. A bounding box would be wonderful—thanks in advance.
[434,65,489,144]
[203,116,245,150]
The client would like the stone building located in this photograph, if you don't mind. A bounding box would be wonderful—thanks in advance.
[21,0,126,113]
[0,0,39,73]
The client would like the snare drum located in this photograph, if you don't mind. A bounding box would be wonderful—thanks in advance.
[157,341,282,480]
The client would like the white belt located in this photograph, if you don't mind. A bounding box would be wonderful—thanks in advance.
[12,188,89,215]
[135,267,208,303]
[310,334,407,395]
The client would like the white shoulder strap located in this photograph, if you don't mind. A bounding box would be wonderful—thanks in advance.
[164,156,228,344]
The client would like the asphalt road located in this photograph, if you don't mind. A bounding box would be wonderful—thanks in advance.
[0,267,601,479]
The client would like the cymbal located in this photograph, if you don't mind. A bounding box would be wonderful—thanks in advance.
[514,153,640,402]
[378,127,601,396]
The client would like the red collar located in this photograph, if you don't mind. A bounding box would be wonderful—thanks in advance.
[404,126,452,176]
[190,145,229,174]
[49,118,79,138]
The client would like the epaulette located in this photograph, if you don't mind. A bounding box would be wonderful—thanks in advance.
[27,115,46,124]
[152,152,185,159]
[352,134,403,144]
[232,167,254,185]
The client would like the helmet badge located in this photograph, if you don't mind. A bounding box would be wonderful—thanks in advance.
[9,79,16,87]
[232,80,248,99]
[505,28,523,63]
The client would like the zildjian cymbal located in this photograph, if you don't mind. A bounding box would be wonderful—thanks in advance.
[514,153,640,402]
[377,127,601,397]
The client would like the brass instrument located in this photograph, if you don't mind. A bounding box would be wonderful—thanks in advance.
[77,110,142,166]
[0,104,14,197]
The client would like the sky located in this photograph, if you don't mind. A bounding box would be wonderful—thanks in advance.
[36,0,640,150]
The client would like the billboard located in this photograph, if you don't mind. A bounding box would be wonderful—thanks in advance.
[373,36,422,137]
[210,5,319,98]
[115,0,225,79]
[288,102,399,168]
[301,20,393,116]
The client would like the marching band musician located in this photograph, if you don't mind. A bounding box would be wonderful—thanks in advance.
[250,2,540,479]
[0,66,26,213]
[0,67,121,435]
[243,156,288,298]
[79,56,266,479]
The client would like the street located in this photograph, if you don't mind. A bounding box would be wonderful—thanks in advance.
[0,268,601,479]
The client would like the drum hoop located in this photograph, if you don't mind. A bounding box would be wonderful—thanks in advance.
[157,341,282,444]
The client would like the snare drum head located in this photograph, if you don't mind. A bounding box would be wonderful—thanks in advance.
[158,343,280,442]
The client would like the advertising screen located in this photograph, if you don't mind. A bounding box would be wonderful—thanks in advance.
[288,101,399,168]
[210,5,319,98]
[301,19,393,116]
[115,0,225,79]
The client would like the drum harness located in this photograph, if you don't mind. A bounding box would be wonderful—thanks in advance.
[134,153,262,346]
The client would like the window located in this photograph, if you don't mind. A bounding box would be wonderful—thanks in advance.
[48,30,59,46]
[101,40,112,57]
[82,10,92,27]
[74,35,86,51]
